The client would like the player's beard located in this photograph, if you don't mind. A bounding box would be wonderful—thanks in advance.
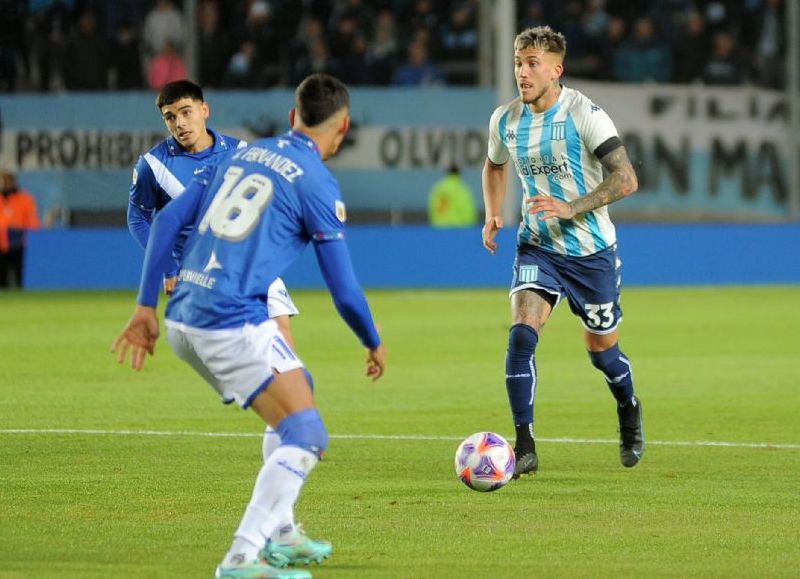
[521,83,552,106]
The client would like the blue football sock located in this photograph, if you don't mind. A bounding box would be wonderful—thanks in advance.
[589,344,635,405]
[505,323,539,428]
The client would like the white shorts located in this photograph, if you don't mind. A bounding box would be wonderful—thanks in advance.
[165,319,305,408]
[267,277,300,318]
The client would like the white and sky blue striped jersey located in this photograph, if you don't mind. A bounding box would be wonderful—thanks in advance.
[488,86,621,257]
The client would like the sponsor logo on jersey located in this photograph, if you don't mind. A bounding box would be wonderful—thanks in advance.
[505,128,517,142]
[518,265,539,283]
[131,167,138,185]
[179,269,217,289]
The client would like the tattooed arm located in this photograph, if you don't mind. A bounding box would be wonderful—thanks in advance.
[527,146,638,220]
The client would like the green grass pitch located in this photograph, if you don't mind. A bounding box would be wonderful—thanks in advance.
[1,286,799,578]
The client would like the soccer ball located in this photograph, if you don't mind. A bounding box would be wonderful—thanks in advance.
[454,432,516,492]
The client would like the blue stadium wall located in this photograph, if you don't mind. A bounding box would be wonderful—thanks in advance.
[24,223,800,289]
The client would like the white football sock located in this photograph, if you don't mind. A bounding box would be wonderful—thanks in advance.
[226,445,318,563]
[262,426,298,541]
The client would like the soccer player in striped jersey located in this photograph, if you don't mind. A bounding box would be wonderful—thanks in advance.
[482,26,644,476]
[113,73,386,579]
[127,79,327,568]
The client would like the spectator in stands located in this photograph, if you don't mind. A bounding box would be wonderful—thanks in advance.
[327,13,359,69]
[110,20,143,90]
[339,33,374,85]
[595,16,627,81]
[0,170,40,289]
[583,0,611,41]
[613,16,672,83]
[197,0,232,88]
[518,0,549,30]
[28,0,73,91]
[407,0,443,37]
[744,0,784,88]
[367,8,399,85]
[147,41,188,91]
[440,1,478,62]
[673,11,710,83]
[558,0,590,61]
[238,0,283,86]
[104,0,143,45]
[143,0,184,64]
[428,164,478,228]
[289,17,338,85]
[702,30,750,85]
[0,0,26,91]
[223,40,259,88]
[331,0,376,35]
[701,0,743,37]
[1,0,791,92]
[63,10,109,90]
[580,0,612,80]
[392,39,445,86]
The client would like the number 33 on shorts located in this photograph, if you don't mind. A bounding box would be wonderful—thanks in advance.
[584,302,616,330]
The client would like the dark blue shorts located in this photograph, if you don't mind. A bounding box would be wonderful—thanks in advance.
[510,243,623,334]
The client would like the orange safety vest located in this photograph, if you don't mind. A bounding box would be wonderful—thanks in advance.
[0,190,41,252]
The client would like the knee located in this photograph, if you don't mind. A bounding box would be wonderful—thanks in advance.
[588,344,625,372]
[508,323,538,354]
[277,408,329,458]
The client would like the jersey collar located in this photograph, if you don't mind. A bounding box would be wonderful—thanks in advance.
[284,130,320,158]
[166,128,230,156]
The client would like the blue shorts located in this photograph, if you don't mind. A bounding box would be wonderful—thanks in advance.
[510,244,623,334]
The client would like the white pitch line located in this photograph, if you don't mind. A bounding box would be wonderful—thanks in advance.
[0,428,799,450]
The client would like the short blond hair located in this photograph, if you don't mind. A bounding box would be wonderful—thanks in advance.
[514,26,567,58]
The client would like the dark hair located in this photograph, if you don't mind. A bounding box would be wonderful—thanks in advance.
[156,79,204,109]
[294,73,350,128]
[514,26,567,58]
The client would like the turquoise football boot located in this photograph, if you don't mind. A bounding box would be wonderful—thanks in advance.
[261,526,332,568]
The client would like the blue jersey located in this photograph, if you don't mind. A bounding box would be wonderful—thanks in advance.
[128,128,246,269]
[138,130,380,348]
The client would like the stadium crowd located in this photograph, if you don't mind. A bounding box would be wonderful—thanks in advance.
[0,0,787,92]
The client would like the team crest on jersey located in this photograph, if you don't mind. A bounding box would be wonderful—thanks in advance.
[551,122,566,140]
[335,200,347,223]
[518,265,539,283]
[131,167,138,185]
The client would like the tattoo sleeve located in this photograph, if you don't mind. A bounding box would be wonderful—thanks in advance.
[568,146,638,216]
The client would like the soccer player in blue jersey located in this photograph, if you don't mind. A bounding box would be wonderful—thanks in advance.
[482,26,644,477]
[113,73,386,579]
[128,80,318,565]
[128,79,247,295]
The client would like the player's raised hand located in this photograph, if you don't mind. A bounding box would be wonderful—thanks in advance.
[366,343,387,381]
[111,305,160,371]
[527,194,576,221]
[482,215,504,255]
